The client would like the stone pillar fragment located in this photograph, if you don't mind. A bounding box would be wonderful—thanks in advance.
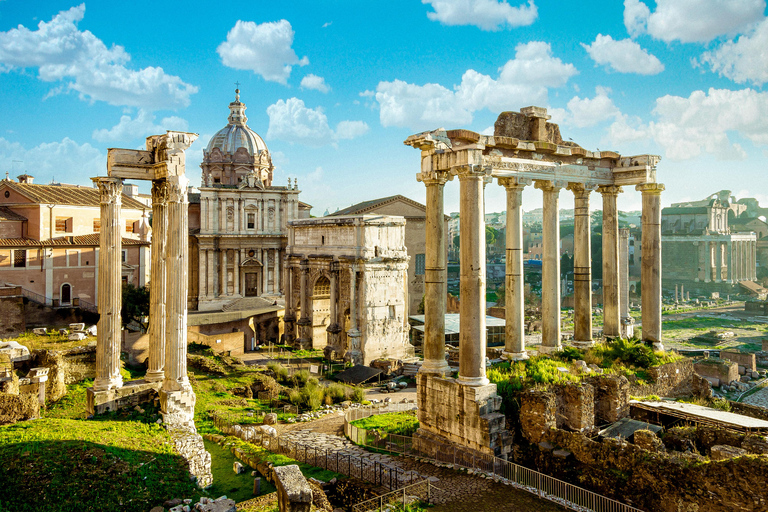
[457,165,489,386]
[599,185,622,338]
[92,177,124,391]
[535,180,564,353]
[568,183,594,347]
[146,180,168,383]
[499,177,528,360]
[636,183,665,350]
[418,170,452,375]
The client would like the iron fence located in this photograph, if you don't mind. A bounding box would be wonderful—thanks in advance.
[352,480,435,512]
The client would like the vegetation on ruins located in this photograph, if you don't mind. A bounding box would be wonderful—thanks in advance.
[350,411,419,436]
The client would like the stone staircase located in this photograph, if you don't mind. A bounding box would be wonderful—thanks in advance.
[402,360,422,377]
[221,296,280,312]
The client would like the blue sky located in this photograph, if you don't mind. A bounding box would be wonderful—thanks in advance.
[1,0,767,215]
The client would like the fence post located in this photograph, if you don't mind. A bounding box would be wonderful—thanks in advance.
[380,495,383,512]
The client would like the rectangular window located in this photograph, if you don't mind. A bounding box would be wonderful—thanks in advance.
[13,249,26,268]
[125,220,134,233]
[247,213,255,229]
[55,217,71,233]
[122,249,127,263]
[93,219,100,233]
[414,253,426,275]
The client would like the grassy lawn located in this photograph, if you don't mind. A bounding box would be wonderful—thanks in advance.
[203,439,277,503]
[1,331,96,352]
[350,411,419,436]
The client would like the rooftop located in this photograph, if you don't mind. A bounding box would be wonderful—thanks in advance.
[0,180,147,210]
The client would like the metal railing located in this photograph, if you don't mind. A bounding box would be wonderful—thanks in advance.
[345,407,645,512]
[20,287,48,306]
[352,479,436,512]
[78,299,98,313]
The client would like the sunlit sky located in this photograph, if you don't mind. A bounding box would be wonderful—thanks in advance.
[1,1,767,215]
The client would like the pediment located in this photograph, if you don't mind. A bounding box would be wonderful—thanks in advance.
[241,257,263,267]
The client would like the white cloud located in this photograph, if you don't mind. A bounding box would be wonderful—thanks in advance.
[92,110,189,142]
[217,19,308,84]
[374,41,576,130]
[300,74,330,93]
[561,87,621,128]
[699,18,768,85]
[0,5,197,109]
[607,114,649,145]
[623,0,765,43]
[582,34,664,75]
[423,0,537,30]
[0,136,103,185]
[266,98,368,146]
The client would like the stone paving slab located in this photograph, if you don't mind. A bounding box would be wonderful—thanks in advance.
[742,386,768,408]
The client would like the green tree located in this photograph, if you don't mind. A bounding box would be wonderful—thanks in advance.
[122,283,150,330]
[560,253,573,278]
[485,226,497,246]
[453,234,460,251]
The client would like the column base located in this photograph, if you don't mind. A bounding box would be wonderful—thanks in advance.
[160,386,197,429]
[502,350,529,361]
[538,344,562,354]
[92,375,123,392]
[571,340,594,349]
[86,379,160,416]
[457,375,490,387]
[652,342,665,352]
[144,370,165,383]
[419,359,452,376]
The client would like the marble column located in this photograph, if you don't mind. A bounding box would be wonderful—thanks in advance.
[146,180,168,383]
[207,250,215,298]
[345,266,362,364]
[92,177,124,392]
[419,170,452,375]
[569,183,594,347]
[599,186,622,338]
[535,180,564,353]
[283,263,296,344]
[715,242,723,282]
[220,249,227,295]
[727,241,733,283]
[326,262,342,350]
[636,183,665,350]
[704,241,712,282]
[198,249,206,301]
[233,250,240,295]
[163,175,192,393]
[275,249,281,294]
[296,260,312,349]
[619,228,634,338]
[752,242,757,280]
[457,165,489,387]
[499,178,528,360]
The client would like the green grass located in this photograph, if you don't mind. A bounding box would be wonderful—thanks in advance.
[350,411,419,436]
[3,331,95,352]
[0,418,198,512]
[203,439,276,503]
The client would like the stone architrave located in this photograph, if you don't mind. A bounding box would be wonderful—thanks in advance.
[456,165,490,387]
[499,177,529,360]
[599,185,622,338]
[637,183,665,350]
[568,183,595,347]
[146,180,168,383]
[92,177,124,392]
[535,180,564,354]
[418,169,453,376]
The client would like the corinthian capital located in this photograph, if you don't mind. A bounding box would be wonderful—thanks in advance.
[417,170,453,186]
[165,176,189,203]
[92,177,123,205]
[151,180,170,204]
[635,183,665,195]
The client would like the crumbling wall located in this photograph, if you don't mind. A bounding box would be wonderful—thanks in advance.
[32,346,97,403]
[587,374,630,424]
[493,111,563,144]
[0,392,39,425]
[0,294,24,337]
[519,388,557,443]
[167,426,213,488]
[630,359,711,398]
[720,350,757,372]
[556,383,594,432]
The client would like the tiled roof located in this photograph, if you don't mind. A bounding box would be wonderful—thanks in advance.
[0,234,148,247]
[329,195,426,216]
[0,206,27,221]
[0,181,147,210]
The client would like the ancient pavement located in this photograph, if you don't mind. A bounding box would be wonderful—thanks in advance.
[278,414,565,512]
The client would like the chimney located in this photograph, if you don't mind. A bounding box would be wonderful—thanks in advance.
[17,174,33,184]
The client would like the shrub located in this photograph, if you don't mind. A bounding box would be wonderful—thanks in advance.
[288,388,301,405]
[325,383,347,403]
[555,346,584,362]
[351,385,366,403]
[267,361,289,383]
[292,369,310,388]
[301,382,325,410]
[711,398,731,412]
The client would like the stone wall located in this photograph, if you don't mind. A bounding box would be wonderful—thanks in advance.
[628,359,711,399]
[0,293,24,337]
[0,392,39,424]
[587,375,629,424]
[167,426,213,488]
[32,346,97,403]
[22,299,98,329]
[188,329,246,356]
[694,359,739,387]
[720,350,757,372]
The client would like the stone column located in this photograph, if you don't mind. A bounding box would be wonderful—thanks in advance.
[619,228,634,338]
[233,250,240,295]
[499,178,528,360]
[715,242,722,282]
[92,177,124,391]
[535,180,564,353]
[146,180,168,383]
[325,262,342,355]
[198,249,206,300]
[296,260,312,349]
[636,183,665,350]
[457,165,489,387]
[345,265,362,365]
[727,241,733,283]
[599,186,622,338]
[207,250,215,298]
[275,249,281,294]
[752,241,757,280]
[418,170,452,375]
[704,241,712,282]
[568,183,594,347]
[283,263,296,344]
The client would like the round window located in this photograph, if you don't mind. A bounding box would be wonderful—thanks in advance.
[4,191,9,198]
[248,250,255,257]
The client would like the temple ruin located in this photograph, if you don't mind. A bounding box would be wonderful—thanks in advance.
[406,106,663,458]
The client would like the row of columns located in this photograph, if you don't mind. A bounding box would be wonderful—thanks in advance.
[198,247,282,297]
[699,239,756,283]
[93,174,191,393]
[201,195,296,234]
[419,167,665,386]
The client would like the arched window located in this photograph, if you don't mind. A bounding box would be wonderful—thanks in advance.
[60,283,72,305]
[313,276,330,297]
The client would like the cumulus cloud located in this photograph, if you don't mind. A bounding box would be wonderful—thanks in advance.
[582,34,664,75]
[374,41,576,130]
[217,19,308,84]
[699,18,768,85]
[0,5,197,109]
[92,110,189,142]
[300,74,330,93]
[266,98,368,146]
[560,87,621,128]
[423,0,537,31]
[623,0,765,43]
[0,136,103,185]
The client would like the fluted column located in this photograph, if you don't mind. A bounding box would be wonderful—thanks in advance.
[163,175,191,392]
[499,177,528,360]
[704,241,712,282]
[146,180,168,383]
[715,242,723,282]
[752,241,757,280]
[275,249,281,294]
[599,185,622,338]
[457,165,489,387]
[536,180,564,353]
[569,183,594,347]
[727,241,733,283]
[198,249,206,300]
[221,249,229,295]
[345,265,362,364]
[92,177,124,391]
[283,263,296,344]
[233,250,240,295]
[418,170,452,375]
[296,260,312,348]
[206,249,215,298]
[637,183,665,350]
[326,262,341,350]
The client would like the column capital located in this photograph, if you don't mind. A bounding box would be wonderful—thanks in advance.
[567,182,598,196]
[151,179,170,204]
[165,176,189,203]
[417,170,453,186]
[453,164,491,180]
[534,179,566,192]
[92,177,123,205]
[498,177,531,190]
[636,182,665,195]
[597,185,623,196]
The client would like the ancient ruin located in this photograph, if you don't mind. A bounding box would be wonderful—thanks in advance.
[406,106,663,457]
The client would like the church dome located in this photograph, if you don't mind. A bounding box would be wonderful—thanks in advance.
[205,89,268,157]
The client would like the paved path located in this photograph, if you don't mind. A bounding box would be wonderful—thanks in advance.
[742,385,768,408]
[280,425,565,512]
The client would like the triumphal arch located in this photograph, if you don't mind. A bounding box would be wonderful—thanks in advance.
[406,106,663,457]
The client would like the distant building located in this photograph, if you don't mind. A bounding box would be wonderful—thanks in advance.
[0,175,150,307]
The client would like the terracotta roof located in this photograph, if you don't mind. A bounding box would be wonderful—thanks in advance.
[0,181,147,210]
[0,206,27,221]
[0,234,148,247]
[330,195,427,217]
